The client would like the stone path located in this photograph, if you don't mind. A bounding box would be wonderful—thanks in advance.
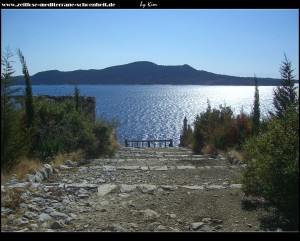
[2,147,265,232]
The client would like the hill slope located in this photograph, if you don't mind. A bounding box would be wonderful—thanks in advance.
[12,61,298,86]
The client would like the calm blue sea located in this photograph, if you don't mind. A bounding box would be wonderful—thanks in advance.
[12,85,286,146]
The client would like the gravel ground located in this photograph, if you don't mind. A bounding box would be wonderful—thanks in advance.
[1,147,284,232]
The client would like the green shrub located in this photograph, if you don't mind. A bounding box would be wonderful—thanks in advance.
[242,108,299,228]
[30,97,116,161]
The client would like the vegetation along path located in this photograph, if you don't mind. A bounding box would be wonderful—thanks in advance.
[1,147,275,232]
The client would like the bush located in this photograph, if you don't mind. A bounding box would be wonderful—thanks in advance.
[31,97,116,161]
[242,108,299,228]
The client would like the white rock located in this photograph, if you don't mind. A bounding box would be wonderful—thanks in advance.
[191,222,205,231]
[140,209,160,221]
[103,166,117,172]
[182,185,204,190]
[97,184,117,196]
[37,213,52,222]
[177,166,196,170]
[230,184,242,189]
[138,184,157,193]
[149,166,168,171]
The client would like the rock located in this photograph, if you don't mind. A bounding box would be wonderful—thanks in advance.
[202,218,211,223]
[230,184,242,189]
[118,193,130,198]
[50,220,65,229]
[103,166,117,172]
[75,188,90,198]
[199,225,213,232]
[138,184,157,193]
[17,218,29,225]
[1,207,13,216]
[23,211,36,220]
[122,222,138,231]
[149,166,168,171]
[1,185,5,192]
[157,225,166,231]
[44,207,56,214]
[120,184,137,193]
[160,185,177,191]
[59,165,73,170]
[65,217,73,224]
[247,223,253,227]
[206,185,225,190]
[182,185,204,190]
[191,222,205,231]
[212,219,222,224]
[177,166,196,170]
[95,178,106,184]
[148,222,162,231]
[215,225,223,230]
[97,184,117,196]
[140,209,160,221]
[37,213,52,222]
[30,223,39,230]
[7,182,30,189]
[169,213,177,218]
[107,223,126,232]
[49,211,69,219]
[65,160,76,167]
[30,172,43,183]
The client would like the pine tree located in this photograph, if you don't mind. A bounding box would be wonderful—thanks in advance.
[1,47,21,168]
[180,117,193,147]
[17,48,34,127]
[272,54,298,118]
[74,85,80,112]
[252,75,260,135]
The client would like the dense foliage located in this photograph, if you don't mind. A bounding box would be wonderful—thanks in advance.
[31,97,115,161]
[186,54,299,229]
[192,101,252,153]
[242,54,299,229]
[1,48,28,170]
[1,48,117,171]
[179,117,193,148]
[272,54,298,118]
[243,107,299,228]
[252,75,260,135]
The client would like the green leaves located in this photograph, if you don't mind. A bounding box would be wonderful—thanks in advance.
[243,109,299,223]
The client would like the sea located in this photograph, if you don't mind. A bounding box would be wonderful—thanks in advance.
[12,85,294,146]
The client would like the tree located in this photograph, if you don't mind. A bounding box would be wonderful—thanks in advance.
[179,117,193,147]
[192,115,205,154]
[17,48,34,127]
[1,47,22,169]
[243,107,299,230]
[252,75,260,135]
[74,85,80,112]
[272,54,297,118]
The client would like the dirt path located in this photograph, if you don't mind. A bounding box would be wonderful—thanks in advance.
[1,147,275,232]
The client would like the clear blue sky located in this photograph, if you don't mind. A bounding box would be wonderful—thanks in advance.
[1,9,299,79]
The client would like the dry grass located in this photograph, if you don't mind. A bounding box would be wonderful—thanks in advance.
[230,149,245,161]
[1,157,42,184]
[1,150,85,184]
[203,144,218,154]
[51,150,85,169]
[1,188,22,210]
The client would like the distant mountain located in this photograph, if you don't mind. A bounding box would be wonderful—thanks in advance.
[12,61,298,86]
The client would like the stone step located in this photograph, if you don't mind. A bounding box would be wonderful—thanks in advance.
[85,165,229,171]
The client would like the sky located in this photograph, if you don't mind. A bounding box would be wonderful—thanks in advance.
[1,9,299,79]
